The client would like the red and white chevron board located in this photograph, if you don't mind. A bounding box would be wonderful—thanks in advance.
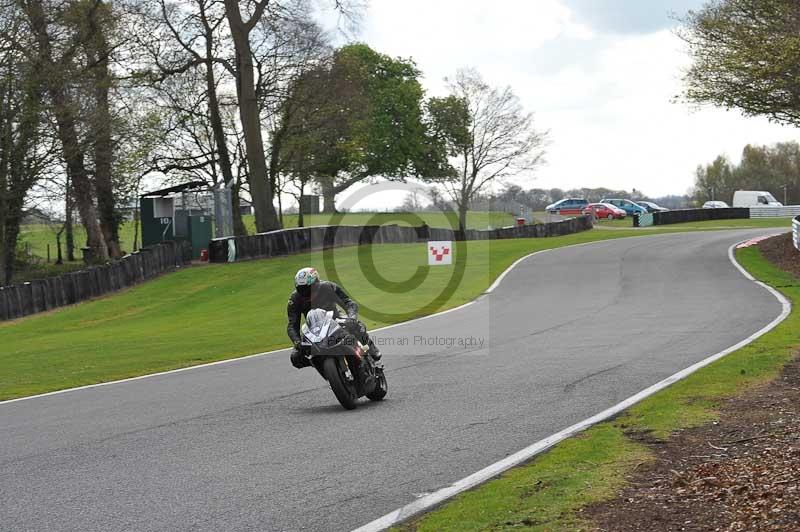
[428,241,452,265]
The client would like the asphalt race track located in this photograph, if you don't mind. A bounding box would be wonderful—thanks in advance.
[0,230,785,532]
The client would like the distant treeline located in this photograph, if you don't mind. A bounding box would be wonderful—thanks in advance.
[467,186,691,213]
[694,142,800,206]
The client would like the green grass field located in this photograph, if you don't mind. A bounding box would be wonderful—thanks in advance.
[18,211,515,262]
[2,219,795,400]
[16,212,791,271]
[1,230,642,400]
[398,244,800,531]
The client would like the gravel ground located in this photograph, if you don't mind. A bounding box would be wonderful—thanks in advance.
[588,235,800,532]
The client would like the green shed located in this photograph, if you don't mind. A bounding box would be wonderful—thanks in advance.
[139,182,215,259]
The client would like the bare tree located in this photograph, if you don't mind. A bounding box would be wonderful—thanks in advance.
[427,68,548,235]
[133,0,330,234]
[224,0,361,229]
[254,1,330,222]
[137,0,247,235]
[400,189,425,211]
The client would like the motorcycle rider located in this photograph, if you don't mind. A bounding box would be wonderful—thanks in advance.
[287,267,382,369]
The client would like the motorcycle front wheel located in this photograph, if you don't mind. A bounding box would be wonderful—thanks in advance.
[366,369,387,401]
[323,357,358,410]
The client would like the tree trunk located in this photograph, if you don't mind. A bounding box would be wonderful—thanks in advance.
[202,26,245,237]
[224,0,281,233]
[55,225,64,265]
[132,206,139,252]
[297,181,305,228]
[320,174,365,214]
[457,164,470,238]
[321,180,337,213]
[51,87,108,261]
[231,181,247,235]
[86,3,121,258]
[2,201,21,286]
[267,119,285,227]
[0,88,8,281]
[65,178,75,261]
[457,201,468,239]
[277,191,283,226]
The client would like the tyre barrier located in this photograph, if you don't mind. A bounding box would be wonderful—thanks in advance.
[0,241,191,322]
[793,215,800,252]
[634,208,751,227]
[209,216,594,263]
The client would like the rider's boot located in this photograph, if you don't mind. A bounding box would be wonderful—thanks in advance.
[367,338,382,361]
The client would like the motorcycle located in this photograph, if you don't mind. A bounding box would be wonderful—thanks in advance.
[301,308,387,410]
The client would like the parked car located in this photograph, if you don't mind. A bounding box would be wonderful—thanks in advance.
[702,200,729,208]
[582,202,626,220]
[545,198,589,215]
[599,198,648,216]
[732,190,783,207]
[636,200,668,213]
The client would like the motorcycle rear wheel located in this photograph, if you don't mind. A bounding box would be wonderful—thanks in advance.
[323,357,358,410]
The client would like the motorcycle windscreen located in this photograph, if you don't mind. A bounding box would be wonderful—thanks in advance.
[303,309,340,343]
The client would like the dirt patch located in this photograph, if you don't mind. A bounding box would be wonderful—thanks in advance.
[587,355,800,531]
[759,232,800,280]
[590,233,800,531]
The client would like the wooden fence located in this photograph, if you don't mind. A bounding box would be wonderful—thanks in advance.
[0,241,190,322]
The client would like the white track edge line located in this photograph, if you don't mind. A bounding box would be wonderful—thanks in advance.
[351,237,792,532]
[0,229,772,407]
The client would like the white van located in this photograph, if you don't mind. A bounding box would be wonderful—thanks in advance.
[732,190,783,208]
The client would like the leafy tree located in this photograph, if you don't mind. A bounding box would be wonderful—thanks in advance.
[681,0,800,125]
[693,142,800,205]
[692,155,736,205]
[71,0,122,257]
[15,0,112,260]
[0,4,50,284]
[278,43,445,213]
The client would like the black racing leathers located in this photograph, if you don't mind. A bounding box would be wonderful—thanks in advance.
[286,281,358,346]
[287,281,380,368]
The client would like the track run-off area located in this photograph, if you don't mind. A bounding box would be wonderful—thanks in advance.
[0,229,787,531]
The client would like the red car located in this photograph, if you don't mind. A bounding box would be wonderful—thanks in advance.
[582,202,626,220]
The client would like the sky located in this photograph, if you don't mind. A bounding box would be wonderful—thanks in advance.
[323,0,800,204]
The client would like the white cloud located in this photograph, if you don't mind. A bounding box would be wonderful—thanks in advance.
[356,0,800,199]
[361,0,592,94]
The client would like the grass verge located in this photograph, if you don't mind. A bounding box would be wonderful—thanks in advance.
[17,211,516,262]
[0,229,639,400]
[0,222,792,401]
[395,244,800,531]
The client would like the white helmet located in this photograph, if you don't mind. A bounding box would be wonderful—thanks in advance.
[294,267,319,289]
